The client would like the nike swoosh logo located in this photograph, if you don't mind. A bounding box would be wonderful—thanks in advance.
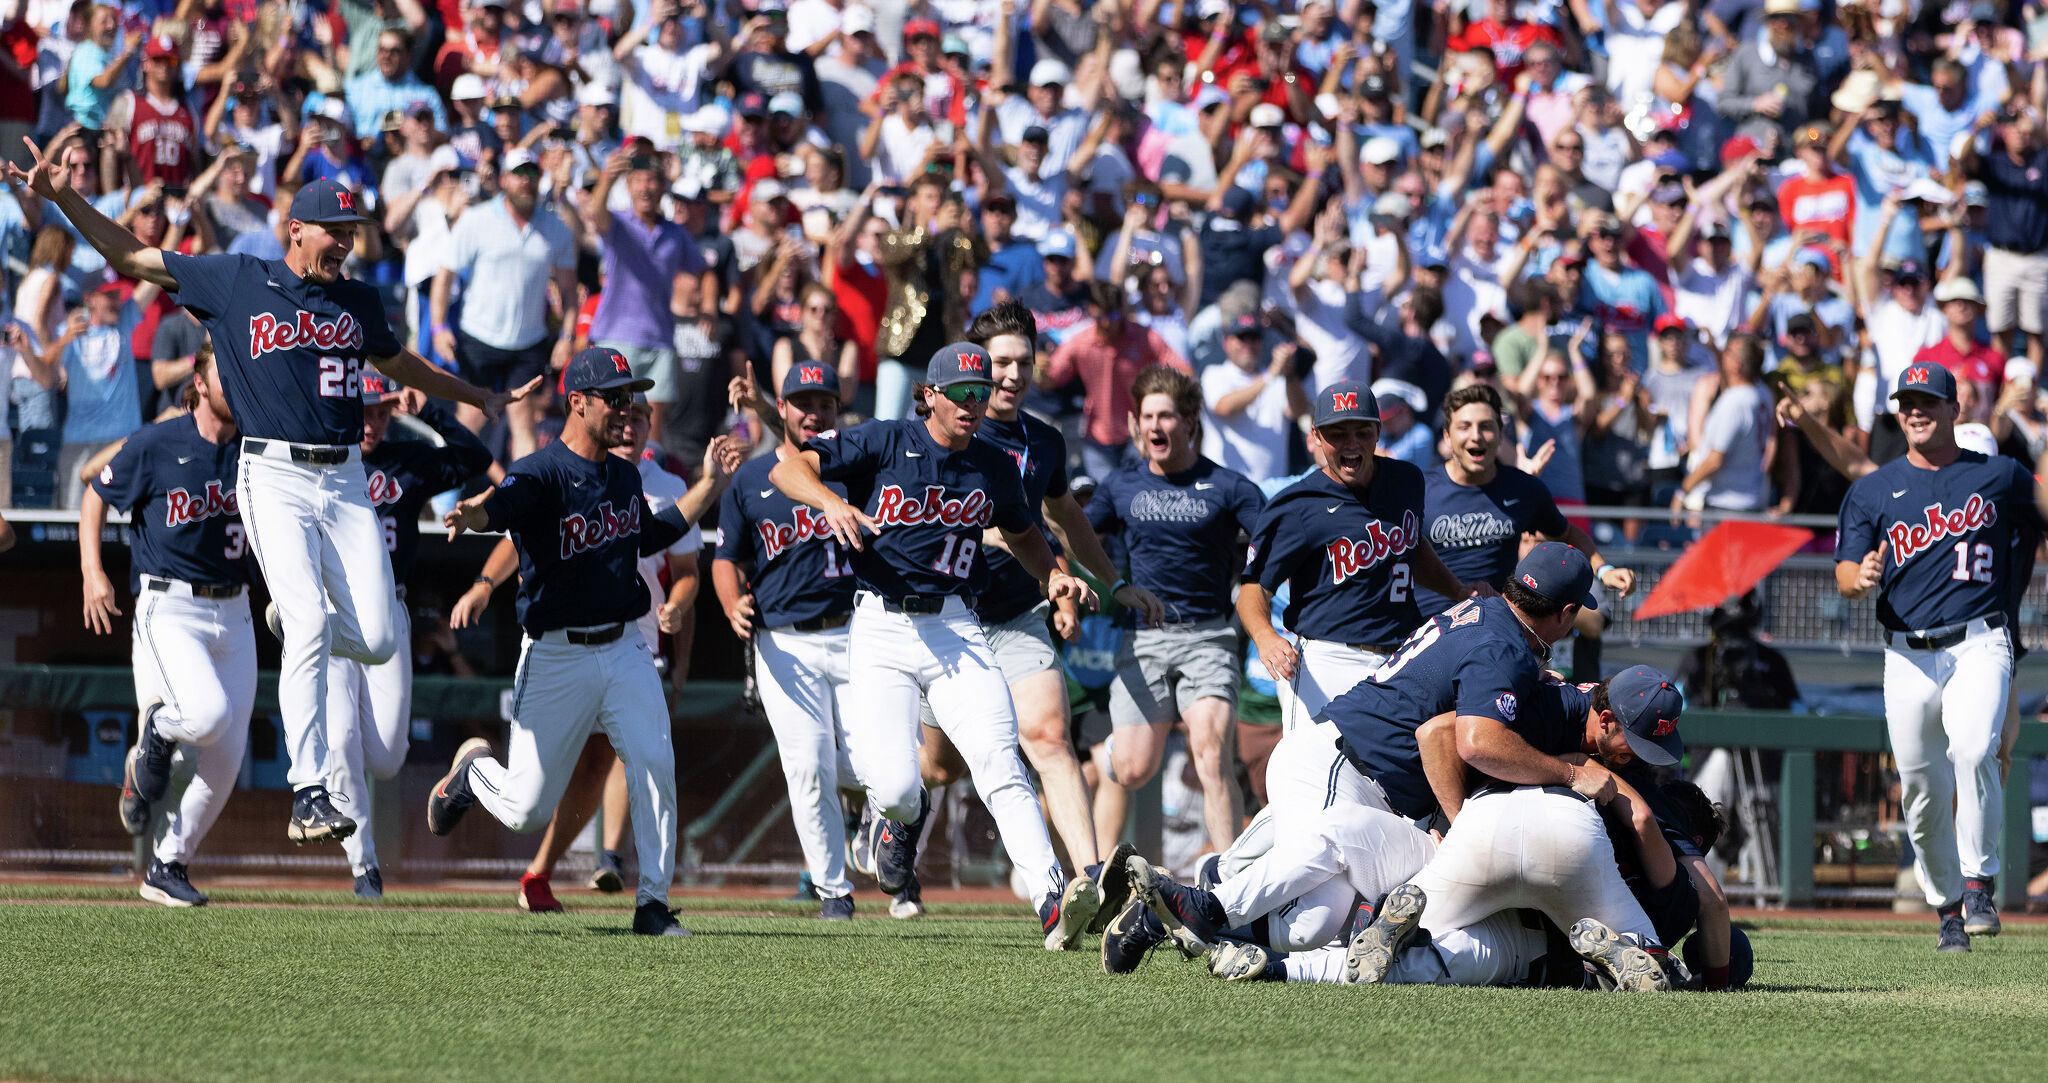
[1502,498,1519,506]
[759,488,775,498]
[1326,506,1341,513]
[1194,482,1215,490]
[1892,489,1908,498]
[177,456,195,465]
[906,451,923,458]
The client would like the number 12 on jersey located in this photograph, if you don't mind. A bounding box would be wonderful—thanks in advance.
[931,534,979,578]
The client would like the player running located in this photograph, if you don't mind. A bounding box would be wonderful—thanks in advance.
[82,346,251,907]
[1835,362,2044,952]
[428,347,739,937]
[327,373,494,898]
[1087,364,1264,855]
[769,342,1098,947]
[14,136,532,846]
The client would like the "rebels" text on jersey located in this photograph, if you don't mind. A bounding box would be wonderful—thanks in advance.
[164,480,238,527]
[873,484,994,529]
[1887,495,1997,564]
[249,311,364,359]
[560,498,643,559]
[1328,509,1420,585]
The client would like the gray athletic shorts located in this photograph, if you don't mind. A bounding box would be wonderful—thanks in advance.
[1108,618,1241,729]
[918,602,1057,728]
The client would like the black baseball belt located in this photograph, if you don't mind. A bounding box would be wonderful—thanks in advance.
[1883,611,2006,652]
[245,439,352,465]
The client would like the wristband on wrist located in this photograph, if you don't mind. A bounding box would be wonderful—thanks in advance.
[472,575,493,589]
[1110,577,1130,595]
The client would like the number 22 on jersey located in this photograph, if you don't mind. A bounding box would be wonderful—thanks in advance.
[317,356,362,399]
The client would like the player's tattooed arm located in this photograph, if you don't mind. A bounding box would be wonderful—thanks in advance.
[769,451,880,550]
[1416,712,1468,824]
[78,487,122,635]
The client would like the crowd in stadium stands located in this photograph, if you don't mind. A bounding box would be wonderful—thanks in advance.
[3,0,2047,521]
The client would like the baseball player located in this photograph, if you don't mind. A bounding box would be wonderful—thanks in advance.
[1239,381,1483,736]
[1087,364,1265,854]
[16,137,532,845]
[427,347,739,937]
[713,360,864,919]
[81,347,251,907]
[768,341,1099,946]
[1836,362,2044,952]
[326,372,495,899]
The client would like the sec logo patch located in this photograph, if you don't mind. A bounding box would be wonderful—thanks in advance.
[1495,692,1517,720]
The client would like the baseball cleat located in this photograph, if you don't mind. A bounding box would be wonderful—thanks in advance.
[1086,841,1138,934]
[1344,884,1426,985]
[1962,880,2000,937]
[139,859,207,907]
[517,872,564,913]
[132,700,175,803]
[889,879,925,919]
[263,602,284,641]
[1127,853,1227,945]
[873,815,922,896]
[818,894,855,921]
[1937,909,1971,953]
[632,900,694,937]
[1045,874,1103,951]
[118,746,152,836]
[1196,853,1223,890]
[354,866,384,900]
[1168,926,1212,960]
[1568,918,1673,990]
[1208,941,1272,982]
[287,785,357,843]
[1100,894,1168,974]
[589,849,625,893]
[847,802,877,879]
[426,738,492,837]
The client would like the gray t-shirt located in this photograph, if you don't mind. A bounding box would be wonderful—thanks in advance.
[1699,380,1772,511]
[1641,362,1706,472]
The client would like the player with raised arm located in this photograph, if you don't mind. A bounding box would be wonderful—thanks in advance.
[10,134,533,846]
[768,341,1100,946]
[1835,362,2044,952]
[427,347,739,937]
[82,347,251,906]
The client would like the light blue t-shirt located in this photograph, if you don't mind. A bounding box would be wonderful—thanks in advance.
[1579,262,1667,370]
[60,302,143,444]
[65,39,121,129]
[1844,129,1934,262]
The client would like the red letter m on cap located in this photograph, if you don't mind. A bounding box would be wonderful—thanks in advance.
[1331,392,1358,411]
[1906,366,1929,385]
[335,189,354,211]
[960,353,982,372]
[611,351,630,374]
[799,366,822,384]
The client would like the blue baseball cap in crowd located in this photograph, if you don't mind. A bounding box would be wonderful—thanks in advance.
[1892,361,1957,402]
[1312,380,1380,428]
[359,371,401,403]
[1513,541,1599,611]
[289,177,370,225]
[1607,664,1684,765]
[1038,230,1078,259]
[782,359,841,398]
[1220,185,1258,220]
[562,345,655,393]
[925,342,993,388]
[1225,312,1262,337]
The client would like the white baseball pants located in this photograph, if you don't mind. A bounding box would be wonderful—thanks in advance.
[843,593,1062,905]
[1211,803,1437,950]
[1277,641,1390,734]
[467,627,677,906]
[1404,787,1658,944]
[1884,624,2013,907]
[131,586,257,864]
[237,446,398,792]
[755,624,863,900]
[328,602,413,877]
[1280,911,1547,986]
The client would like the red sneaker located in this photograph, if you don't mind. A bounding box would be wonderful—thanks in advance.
[517,872,564,913]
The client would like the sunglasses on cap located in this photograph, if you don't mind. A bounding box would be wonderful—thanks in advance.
[579,387,635,409]
[941,383,992,404]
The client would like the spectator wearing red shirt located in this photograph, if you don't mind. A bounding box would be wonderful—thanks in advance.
[1915,277,2007,422]
[1775,122,1855,257]
[1448,0,1565,88]
[0,5,38,168]
[1044,281,1191,480]
[1183,0,1260,93]
[129,35,200,188]
[865,18,965,127]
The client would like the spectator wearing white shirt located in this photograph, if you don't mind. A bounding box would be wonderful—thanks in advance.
[1858,200,1946,462]
[998,123,1066,241]
[985,15,1097,178]
[861,69,938,185]
[1200,312,1307,482]
[1441,207,1510,361]
[1283,204,1371,391]
[613,0,721,152]
[1673,218,1756,348]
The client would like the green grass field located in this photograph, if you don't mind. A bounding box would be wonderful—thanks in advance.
[4,887,2046,1083]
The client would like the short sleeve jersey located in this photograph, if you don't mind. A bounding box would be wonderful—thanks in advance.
[1087,457,1265,625]
[363,403,495,583]
[804,419,1033,598]
[1418,464,1570,616]
[162,253,404,446]
[1835,449,2043,633]
[481,440,687,635]
[89,414,247,593]
[715,453,858,629]
[973,412,1070,625]
[1321,596,1543,819]
[1242,461,1428,646]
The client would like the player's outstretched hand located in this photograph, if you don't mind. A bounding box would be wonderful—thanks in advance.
[1255,632,1300,683]
[82,568,121,635]
[702,434,745,484]
[1114,582,1166,627]
[726,593,757,640]
[444,494,492,539]
[1568,758,1616,804]
[449,579,492,628]
[1597,565,1636,597]
[481,375,545,421]
[1047,570,1097,611]
[821,496,879,550]
[9,133,75,201]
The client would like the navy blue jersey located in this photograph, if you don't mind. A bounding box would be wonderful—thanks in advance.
[1613,760,1708,861]
[365,404,494,583]
[1418,465,1571,616]
[1243,461,1428,646]
[715,453,858,628]
[481,440,689,635]
[804,419,1033,598]
[974,412,1070,625]
[1834,450,2043,632]
[1324,597,1544,819]
[1087,458,1265,625]
[90,414,247,593]
[162,253,405,446]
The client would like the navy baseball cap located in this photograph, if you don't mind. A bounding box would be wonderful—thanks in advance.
[1312,380,1380,428]
[1607,664,1684,766]
[289,177,369,225]
[562,345,655,393]
[925,341,993,388]
[1513,541,1599,612]
[359,371,401,403]
[782,359,840,398]
[1220,185,1258,219]
[1892,361,1957,402]
[1225,312,1262,337]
